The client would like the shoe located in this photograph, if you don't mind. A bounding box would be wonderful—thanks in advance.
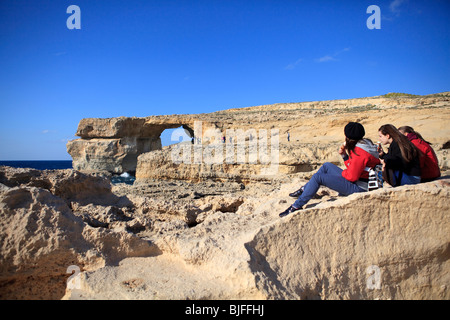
[289,186,304,198]
[279,205,302,218]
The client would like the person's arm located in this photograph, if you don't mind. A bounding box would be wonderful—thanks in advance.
[382,141,404,170]
[339,143,349,162]
[342,151,368,182]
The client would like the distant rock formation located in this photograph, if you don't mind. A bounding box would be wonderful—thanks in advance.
[67,93,450,180]
[66,116,210,173]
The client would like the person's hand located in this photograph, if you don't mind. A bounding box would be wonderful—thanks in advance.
[338,144,346,155]
[377,142,384,157]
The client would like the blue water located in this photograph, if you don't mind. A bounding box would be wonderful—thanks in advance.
[0,160,135,185]
[0,160,73,170]
[110,172,136,185]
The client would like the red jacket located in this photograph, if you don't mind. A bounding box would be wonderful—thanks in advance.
[407,133,440,180]
[342,145,381,182]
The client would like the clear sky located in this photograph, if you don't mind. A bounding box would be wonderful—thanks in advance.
[0,0,449,160]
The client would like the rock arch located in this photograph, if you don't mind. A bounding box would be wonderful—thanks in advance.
[67,116,199,174]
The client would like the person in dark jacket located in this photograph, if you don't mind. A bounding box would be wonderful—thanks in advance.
[279,122,380,217]
[398,126,440,182]
[378,124,421,186]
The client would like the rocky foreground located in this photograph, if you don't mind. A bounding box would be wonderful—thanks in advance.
[0,166,449,300]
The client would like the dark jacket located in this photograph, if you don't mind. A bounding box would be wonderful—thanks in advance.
[381,140,421,177]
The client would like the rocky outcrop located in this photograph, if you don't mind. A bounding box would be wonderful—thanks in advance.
[60,177,450,300]
[248,180,450,299]
[67,116,216,173]
[136,142,338,182]
[67,93,450,179]
[0,167,159,299]
[1,166,448,300]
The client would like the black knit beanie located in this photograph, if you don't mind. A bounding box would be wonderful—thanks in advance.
[344,122,365,140]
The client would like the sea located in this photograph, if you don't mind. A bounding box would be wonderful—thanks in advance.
[0,160,136,185]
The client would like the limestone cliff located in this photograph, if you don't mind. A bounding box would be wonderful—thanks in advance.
[67,116,217,173]
[67,93,450,179]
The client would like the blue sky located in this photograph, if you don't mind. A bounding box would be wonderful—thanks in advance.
[0,0,449,160]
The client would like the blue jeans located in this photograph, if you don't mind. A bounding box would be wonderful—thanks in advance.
[293,162,365,209]
[392,170,421,186]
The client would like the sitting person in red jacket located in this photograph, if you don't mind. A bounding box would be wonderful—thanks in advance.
[398,126,441,182]
[280,122,380,217]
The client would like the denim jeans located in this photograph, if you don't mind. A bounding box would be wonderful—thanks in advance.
[293,162,365,209]
[392,170,421,186]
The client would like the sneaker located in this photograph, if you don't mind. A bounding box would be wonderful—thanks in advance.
[279,205,302,218]
[289,186,304,198]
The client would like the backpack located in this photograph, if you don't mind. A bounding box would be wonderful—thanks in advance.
[368,164,384,191]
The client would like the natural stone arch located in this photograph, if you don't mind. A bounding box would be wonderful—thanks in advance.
[67,117,199,174]
[159,125,195,147]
